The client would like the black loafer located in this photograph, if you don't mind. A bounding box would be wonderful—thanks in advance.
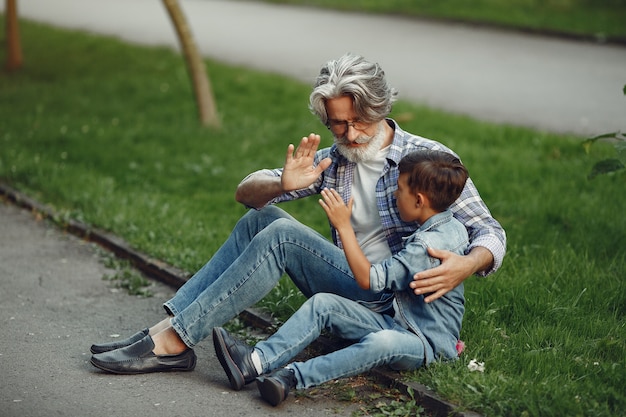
[90,328,149,354]
[212,327,258,390]
[90,334,196,374]
[256,367,297,406]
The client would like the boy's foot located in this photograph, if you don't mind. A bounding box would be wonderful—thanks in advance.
[256,367,297,406]
[212,327,258,390]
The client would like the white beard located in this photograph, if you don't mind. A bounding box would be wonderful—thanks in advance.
[335,123,387,163]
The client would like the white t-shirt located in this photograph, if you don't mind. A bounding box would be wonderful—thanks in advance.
[351,146,392,263]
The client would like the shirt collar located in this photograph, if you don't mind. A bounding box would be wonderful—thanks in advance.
[385,118,407,166]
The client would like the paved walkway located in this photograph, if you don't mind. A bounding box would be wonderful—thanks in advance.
[5,0,626,136]
[0,199,367,417]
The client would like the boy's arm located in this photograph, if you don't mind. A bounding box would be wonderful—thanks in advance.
[319,188,371,290]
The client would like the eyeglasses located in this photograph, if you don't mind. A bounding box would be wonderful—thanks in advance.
[326,119,373,137]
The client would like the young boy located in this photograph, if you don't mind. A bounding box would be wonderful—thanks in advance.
[213,150,470,406]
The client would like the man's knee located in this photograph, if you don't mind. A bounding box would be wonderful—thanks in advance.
[262,217,303,239]
[237,206,290,234]
[254,205,291,221]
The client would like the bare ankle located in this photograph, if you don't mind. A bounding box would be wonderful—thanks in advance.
[152,328,188,355]
[148,317,172,336]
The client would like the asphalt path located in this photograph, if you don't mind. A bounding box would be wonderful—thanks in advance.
[4,0,626,136]
[0,201,364,417]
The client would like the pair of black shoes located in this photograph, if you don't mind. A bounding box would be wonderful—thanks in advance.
[90,326,294,405]
[212,327,296,406]
[89,328,196,374]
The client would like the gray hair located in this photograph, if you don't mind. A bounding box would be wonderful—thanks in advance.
[309,53,398,125]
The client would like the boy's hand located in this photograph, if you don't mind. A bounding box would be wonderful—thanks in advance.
[319,188,352,230]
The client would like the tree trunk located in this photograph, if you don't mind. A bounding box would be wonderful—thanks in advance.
[162,0,220,128]
[5,0,23,71]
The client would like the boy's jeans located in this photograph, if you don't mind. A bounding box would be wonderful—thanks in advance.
[255,292,426,389]
[164,206,391,347]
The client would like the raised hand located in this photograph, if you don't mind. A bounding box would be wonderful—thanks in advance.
[281,134,331,192]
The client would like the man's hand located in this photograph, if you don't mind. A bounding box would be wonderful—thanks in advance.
[281,134,331,192]
[410,247,477,303]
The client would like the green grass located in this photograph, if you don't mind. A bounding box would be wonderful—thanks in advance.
[1,19,625,417]
[256,0,626,41]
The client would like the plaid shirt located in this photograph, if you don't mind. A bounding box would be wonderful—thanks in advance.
[255,119,506,276]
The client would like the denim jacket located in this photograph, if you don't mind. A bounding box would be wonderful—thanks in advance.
[369,210,469,363]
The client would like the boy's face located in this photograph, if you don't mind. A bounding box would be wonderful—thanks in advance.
[394,173,419,223]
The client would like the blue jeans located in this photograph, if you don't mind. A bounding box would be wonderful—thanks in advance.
[164,206,392,347]
[255,293,426,389]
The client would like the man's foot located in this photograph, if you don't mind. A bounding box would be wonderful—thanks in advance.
[90,334,196,374]
[90,328,149,354]
[256,367,297,406]
[212,327,258,390]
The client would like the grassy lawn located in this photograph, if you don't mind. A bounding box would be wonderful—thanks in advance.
[1,18,625,417]
[256,0,626,42]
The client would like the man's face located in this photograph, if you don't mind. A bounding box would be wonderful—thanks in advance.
[325,96,385,163]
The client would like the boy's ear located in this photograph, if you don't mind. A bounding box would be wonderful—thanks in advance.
[415,193,428,208]
[415,192,425,208]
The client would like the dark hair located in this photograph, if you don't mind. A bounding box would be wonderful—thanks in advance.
[398,150,469,212]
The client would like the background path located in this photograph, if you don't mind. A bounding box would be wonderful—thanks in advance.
[4,0,625,136]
